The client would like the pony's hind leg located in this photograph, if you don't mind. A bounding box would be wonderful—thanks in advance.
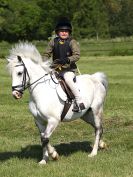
[89,106,104,157]
[81,106,105,157]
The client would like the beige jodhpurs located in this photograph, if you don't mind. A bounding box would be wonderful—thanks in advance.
[62,71,83,104]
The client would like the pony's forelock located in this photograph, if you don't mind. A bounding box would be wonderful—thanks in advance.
[7,60,14,75]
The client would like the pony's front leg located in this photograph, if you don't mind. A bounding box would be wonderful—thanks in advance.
[40,137,59,164]
[29,101,58,164]
[34,119,49,165]
[40,118,59,164]
[40,134,49,165]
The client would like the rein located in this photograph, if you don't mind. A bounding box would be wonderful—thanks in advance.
[24,74,48,90]
[50,73,58,84]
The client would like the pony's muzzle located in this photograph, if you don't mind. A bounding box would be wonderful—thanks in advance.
[12,90,23,99]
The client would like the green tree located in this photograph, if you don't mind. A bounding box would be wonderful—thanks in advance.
[72,0,109,39]
[1,0,133,41]
[104,0,133,37]
[36,0,77,39]
[119,0,133,36]
[1,0,41,41]
[89,0,109,39]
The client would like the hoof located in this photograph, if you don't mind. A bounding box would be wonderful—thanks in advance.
[88,152,97,157]
[51,151,59,160]
[99,141,107,149]
[39,159,47,165]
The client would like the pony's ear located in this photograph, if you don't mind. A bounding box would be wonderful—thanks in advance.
[17,56,22,62]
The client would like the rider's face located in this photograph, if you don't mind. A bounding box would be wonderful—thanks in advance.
[58,30,70,40]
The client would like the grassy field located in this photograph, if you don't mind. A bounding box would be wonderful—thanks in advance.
[0,54,133,177]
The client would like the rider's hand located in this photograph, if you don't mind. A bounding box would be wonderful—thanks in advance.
[50,59,60,68]
[53,59,60,64]
[56,58,70,65]
[50,58,70,69]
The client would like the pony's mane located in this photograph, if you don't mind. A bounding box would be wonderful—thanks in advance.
[8,42,42,63]
[7,42,52,73]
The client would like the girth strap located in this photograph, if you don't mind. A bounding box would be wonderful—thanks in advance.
[61,100,72,121]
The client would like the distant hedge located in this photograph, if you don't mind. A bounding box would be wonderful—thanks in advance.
[1,39,133,58]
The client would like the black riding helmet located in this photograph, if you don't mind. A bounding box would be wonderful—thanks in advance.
[55,17,72,33]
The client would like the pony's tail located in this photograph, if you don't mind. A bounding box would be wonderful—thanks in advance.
[91,72,108,90]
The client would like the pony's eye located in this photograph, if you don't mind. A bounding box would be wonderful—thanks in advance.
[18,72,22,76]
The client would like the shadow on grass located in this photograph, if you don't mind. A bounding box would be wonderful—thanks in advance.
[0,141,92,162]
[55,141,92,156]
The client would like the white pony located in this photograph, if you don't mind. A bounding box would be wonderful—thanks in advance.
[7,42,108,165]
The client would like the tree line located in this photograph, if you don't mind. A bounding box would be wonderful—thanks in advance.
[0,0,133,42]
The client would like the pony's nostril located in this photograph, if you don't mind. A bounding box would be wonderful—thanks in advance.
[12,90,22,99]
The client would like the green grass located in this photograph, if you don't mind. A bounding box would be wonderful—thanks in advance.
[0,55,133,177]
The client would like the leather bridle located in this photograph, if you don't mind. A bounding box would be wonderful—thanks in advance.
[12,59,48,94]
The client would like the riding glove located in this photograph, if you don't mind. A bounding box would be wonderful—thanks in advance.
[54,58,70,65]
[50,58,70,69]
